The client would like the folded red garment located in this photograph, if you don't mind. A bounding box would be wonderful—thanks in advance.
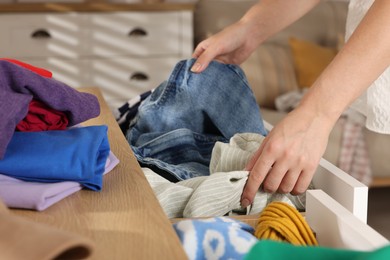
[16,100,69,132]
[0,58,52,78]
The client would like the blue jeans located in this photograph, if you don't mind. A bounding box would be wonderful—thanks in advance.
[126,59,267,181]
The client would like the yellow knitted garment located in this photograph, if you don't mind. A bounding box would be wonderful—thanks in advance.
[255,201,318,246]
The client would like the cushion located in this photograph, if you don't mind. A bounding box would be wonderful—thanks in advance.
[289,37,337,88]
[241,43,299,109]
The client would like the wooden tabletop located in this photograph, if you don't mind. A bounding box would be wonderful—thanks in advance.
[10,87,187,260]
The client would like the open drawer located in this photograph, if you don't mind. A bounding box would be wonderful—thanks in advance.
[262,120,368,222]
[221,121,388,250]
[228,188,388,251]
[227,164,388,250]
[306,189,388,250]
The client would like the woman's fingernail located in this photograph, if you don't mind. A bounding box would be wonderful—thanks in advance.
[241,199,250,208]
[191,63,202,73]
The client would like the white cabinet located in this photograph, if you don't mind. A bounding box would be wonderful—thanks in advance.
[0,13,89,59]
[20,58,90,88]
[88,56,180,106]
[88,12,183,57]
[0,10,193,109]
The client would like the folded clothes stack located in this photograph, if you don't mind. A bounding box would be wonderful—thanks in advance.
[0,58,119,211]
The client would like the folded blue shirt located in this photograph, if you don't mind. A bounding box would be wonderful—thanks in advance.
[0,125,110,191]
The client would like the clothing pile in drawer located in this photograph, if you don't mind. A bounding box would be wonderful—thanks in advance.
[172,200,390,260]
[0,58,119,211]
[172,201,318,260]
[117,58,307,218]
[117,58,390,260]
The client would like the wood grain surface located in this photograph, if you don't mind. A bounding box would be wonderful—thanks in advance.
[10,87,187,260]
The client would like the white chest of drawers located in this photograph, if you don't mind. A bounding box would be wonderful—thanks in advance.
[0,3,194,109]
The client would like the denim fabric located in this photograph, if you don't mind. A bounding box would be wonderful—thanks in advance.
[127,59,267,181]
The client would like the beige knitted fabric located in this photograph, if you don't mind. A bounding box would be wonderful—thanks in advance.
[0,199,94,260]
[346,0,390,133]
[144,133,307,218]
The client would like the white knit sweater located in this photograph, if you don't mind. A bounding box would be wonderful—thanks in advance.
[345,0,390,134]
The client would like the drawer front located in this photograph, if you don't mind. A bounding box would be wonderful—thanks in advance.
[0,14,88,59]
[229,190,389,249]
[21,58,89,88]
[313,158,368,223]
[306,190,389,250]
[88,57,180,109]
[87,12,182,57]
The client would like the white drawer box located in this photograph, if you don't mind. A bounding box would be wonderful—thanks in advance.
[0,13,88,59]
[305,157,388,249]
[259,120,389,249]
[231,188,388,250]
[88,11,182,57]
[306,190,388,250]
[88,56,180,109]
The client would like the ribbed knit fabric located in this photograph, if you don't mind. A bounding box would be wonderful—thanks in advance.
[255,201,318,246]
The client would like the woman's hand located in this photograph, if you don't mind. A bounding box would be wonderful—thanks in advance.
[240,106,332,208]
[191,0,321,73]
[191,21,259,73]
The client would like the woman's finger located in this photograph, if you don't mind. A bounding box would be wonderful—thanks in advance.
[291,168,316,195]
[262,161,290,193]
[241,151,274,208]
[277,168,302,194]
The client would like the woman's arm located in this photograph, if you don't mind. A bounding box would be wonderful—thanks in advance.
[191,0,320,73]
[242,0,390,207]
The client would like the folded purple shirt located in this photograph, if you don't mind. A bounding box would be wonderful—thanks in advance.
[0,60,100,159]
[0,151,119,211]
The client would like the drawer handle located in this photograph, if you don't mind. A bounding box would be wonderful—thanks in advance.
[128,28,148,37]
[130,72,149,81]
[31,29,52,39]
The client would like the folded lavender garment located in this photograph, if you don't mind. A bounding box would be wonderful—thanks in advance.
[0,151,119,211]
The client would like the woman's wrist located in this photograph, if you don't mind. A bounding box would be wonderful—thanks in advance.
[296,89,342,135]
[238,3,267,46]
